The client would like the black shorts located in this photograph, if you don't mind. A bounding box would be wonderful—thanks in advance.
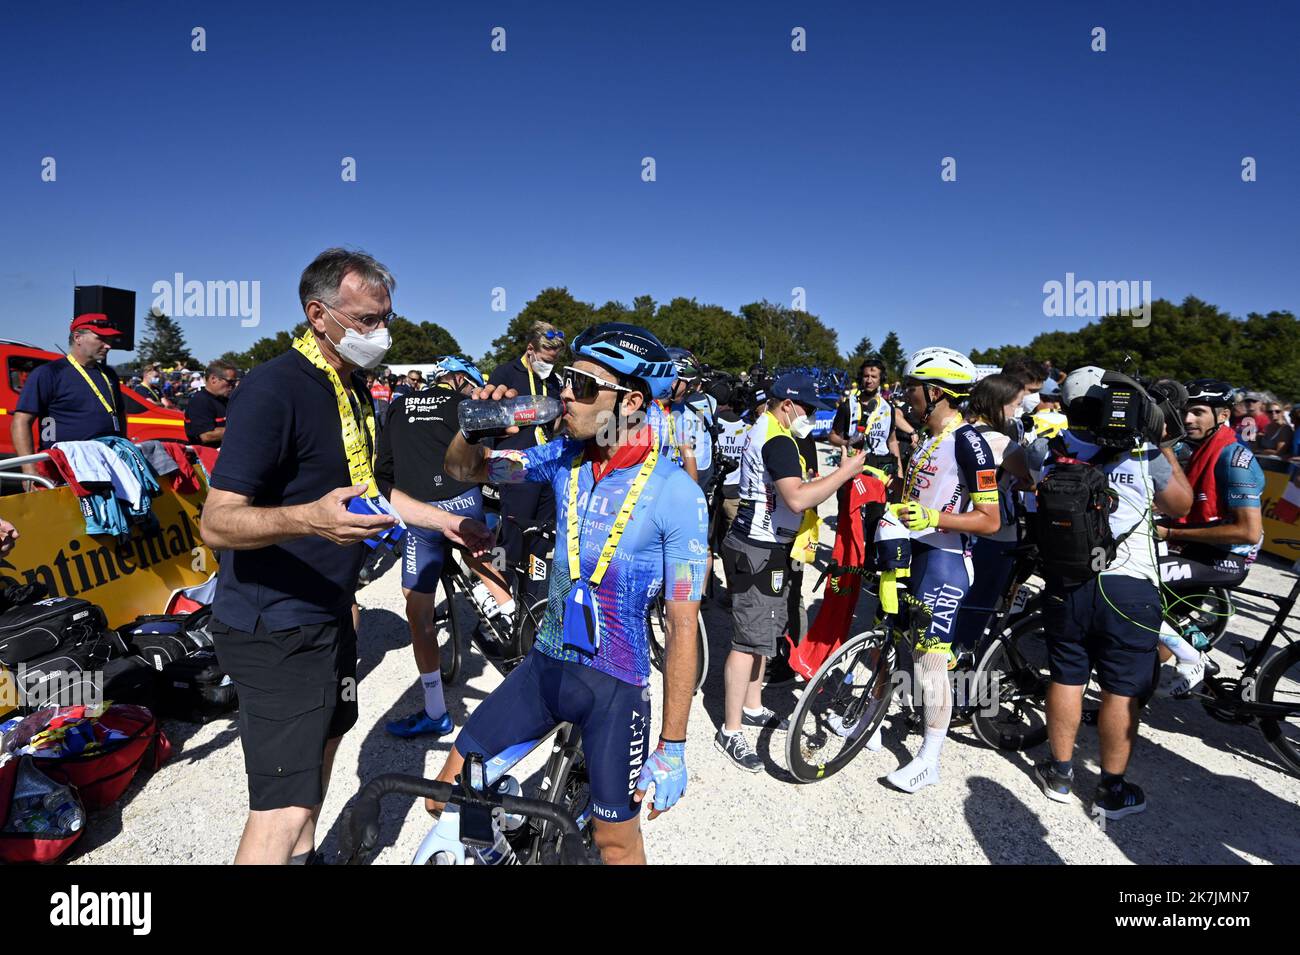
[212,614,359,811]
[1043,575,1160,698]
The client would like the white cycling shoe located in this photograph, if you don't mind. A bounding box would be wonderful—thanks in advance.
[886,756,939,794]
[1158,653,1208,698]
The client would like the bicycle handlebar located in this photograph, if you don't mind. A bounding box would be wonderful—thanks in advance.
[339,773,587,865]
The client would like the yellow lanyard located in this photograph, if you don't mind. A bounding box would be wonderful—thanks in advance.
[861,394,889,435]
[292,331,377,495]
[763,411,808,476]
[66,355,117,418]
[524,355,550,445]
[567,439,659,589]
[904,413,961,502]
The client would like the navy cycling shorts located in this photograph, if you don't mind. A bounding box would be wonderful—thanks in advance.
[401,487,484,594]
[455,650,650,823]
[910,543,972,656]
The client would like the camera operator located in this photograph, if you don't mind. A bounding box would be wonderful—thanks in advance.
[1032,366,1191,821]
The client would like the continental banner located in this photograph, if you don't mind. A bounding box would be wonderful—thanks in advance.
[0,480,212,629]
[1259,458,1300,561]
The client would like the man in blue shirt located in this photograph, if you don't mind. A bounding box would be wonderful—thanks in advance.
[12,313,127,481]
[201,249,492,865]
[439,322,705,865]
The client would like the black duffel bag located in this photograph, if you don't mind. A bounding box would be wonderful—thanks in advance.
[0,597,108,669]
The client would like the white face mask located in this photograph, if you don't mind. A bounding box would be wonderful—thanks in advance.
[530,356,554,379]
[1021,391,1042,415]
[790,412,816,439]
[325,306,391,370]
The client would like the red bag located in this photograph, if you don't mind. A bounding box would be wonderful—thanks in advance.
[788,472,887,679]
[37,705,172,811]
[0,756,86,864]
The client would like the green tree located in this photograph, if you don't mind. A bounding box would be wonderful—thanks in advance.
[877,331,906,383]
[219,324,305,370]
[384,318,461,363]
[846,336,875,369]
[738,300,842,370]
[137,310,195,367]
[482,287,598,369]
[969,297,1298,392]
[648,298,753,372]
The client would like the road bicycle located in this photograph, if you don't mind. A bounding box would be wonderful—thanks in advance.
[341,725,595,865]
[973,540,1300,775]
[784,545,1045,782]
[433,519,553,684]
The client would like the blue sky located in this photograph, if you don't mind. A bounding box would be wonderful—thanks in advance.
[2,0,1296,363]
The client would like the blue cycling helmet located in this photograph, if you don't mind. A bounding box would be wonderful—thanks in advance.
[571,322,677,399]
[431,355,484,387]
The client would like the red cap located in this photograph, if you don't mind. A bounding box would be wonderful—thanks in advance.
[70,312,122,336]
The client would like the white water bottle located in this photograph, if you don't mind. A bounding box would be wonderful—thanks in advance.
[472,816,521,866]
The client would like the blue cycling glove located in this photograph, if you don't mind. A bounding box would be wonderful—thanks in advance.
[635,739,687,815]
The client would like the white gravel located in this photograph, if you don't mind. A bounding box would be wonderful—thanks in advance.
[71,484,1300,865]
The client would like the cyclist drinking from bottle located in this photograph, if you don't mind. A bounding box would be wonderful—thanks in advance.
[885,347,1001,793]
[438,323,708,865]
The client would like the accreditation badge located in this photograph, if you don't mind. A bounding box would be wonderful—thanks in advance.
[562,579,601,657]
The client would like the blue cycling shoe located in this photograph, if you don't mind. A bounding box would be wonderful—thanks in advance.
[385,710,454,739]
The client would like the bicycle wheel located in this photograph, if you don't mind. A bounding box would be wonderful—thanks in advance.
[646,597,707,694]
[1165,585,1232,648]
[1256,640,1300,776]
[434,575,462,686]
[970,611,1051,751]
[785,630,896,782]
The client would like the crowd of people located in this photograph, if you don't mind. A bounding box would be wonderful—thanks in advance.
[7,247,1290,865]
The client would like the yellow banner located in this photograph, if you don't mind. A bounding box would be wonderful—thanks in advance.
[0,482,212,628]
[1261,466,1300,561]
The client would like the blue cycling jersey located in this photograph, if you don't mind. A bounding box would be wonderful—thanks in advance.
[488,435,708,686]
[1213,440,1265,559]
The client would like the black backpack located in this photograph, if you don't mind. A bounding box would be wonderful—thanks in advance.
[1032,445,1126,585]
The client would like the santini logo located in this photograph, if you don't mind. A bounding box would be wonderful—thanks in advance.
[50,885,151,935]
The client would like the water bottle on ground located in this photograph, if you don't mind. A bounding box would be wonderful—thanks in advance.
[458,396,563,435]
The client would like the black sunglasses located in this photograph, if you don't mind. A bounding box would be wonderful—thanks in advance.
[563,365,630,402]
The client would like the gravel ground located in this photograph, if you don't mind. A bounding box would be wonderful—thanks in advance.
[71,478,1300,865]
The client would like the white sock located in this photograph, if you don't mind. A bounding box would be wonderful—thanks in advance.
[865,725,884,752]
[1159,621,1200,664]
[917,727,946,764]
[743,705,768,718]
[421,670,446,720]
[721,726,741,738]
[490,598,516,618]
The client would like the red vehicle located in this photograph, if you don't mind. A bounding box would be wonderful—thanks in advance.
[0,339,188,457]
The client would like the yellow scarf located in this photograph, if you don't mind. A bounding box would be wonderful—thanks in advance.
[292,331,377,495]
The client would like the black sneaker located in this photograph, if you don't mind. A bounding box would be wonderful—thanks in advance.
[741,707,790,732]
[714,729,762,773]
[1093,779,1146,820]
[1033,760,1075,804]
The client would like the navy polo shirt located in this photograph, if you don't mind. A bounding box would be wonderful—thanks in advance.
[486,356,561,452]
[183,388,228,446]
[15,357,125,448]
[210,349,371,632]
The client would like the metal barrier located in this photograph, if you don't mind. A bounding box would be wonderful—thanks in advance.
[0,453,57,489]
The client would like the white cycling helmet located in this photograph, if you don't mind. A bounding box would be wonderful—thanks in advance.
[903,346,976,391]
